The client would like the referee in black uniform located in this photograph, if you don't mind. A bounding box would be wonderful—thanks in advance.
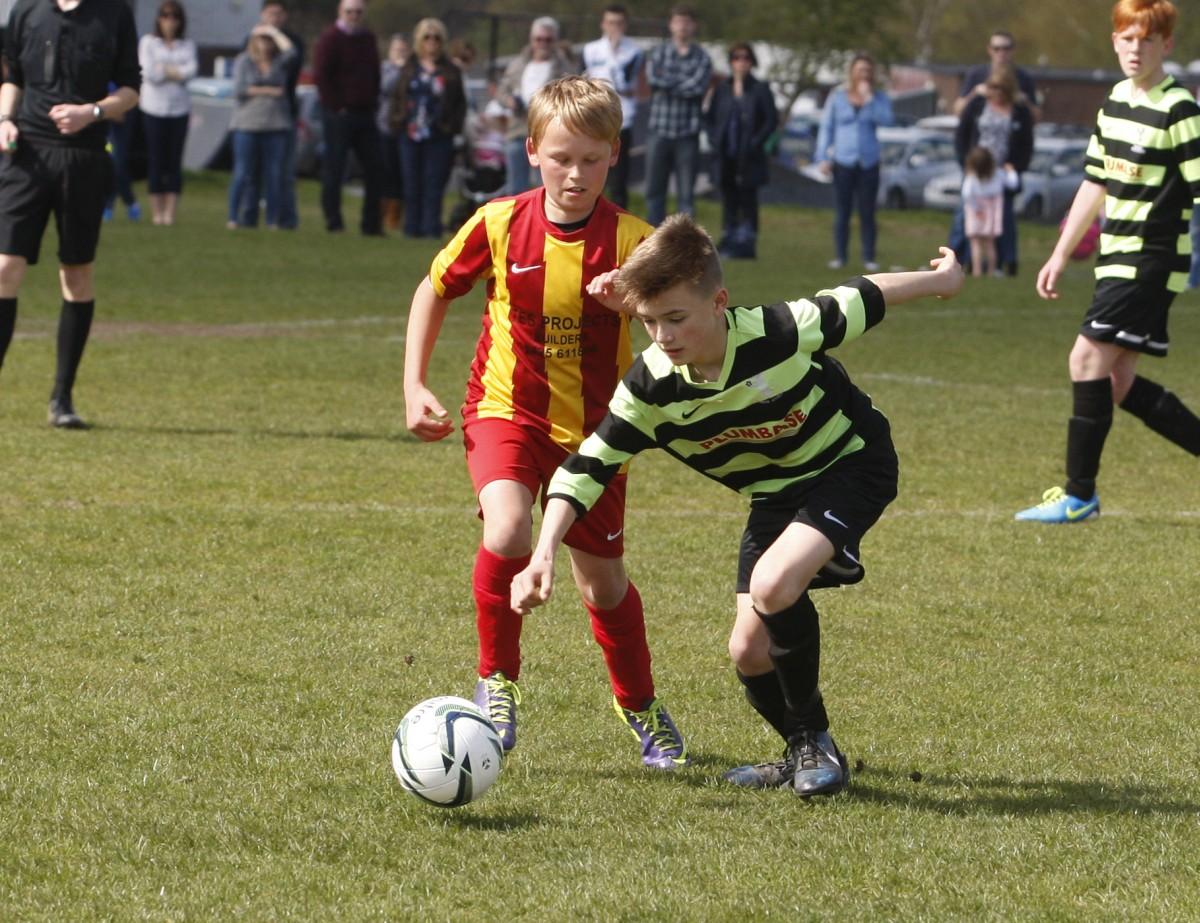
[0,0,139,428]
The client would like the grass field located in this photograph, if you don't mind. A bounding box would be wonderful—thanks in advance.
[3,172,1199,921]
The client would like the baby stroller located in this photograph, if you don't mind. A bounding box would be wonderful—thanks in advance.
[446,100,508,233]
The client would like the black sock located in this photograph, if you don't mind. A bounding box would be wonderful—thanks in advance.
[1065,378,1112,500]
[736,669,789,741]
[754,596,829,737]
[52,299,94,402]
[1119,376,1200,456]
[0,297,15,371]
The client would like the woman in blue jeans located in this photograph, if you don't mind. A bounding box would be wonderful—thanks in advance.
[388,18,465,238]
[815,54,893,270]
[228,25,297,229]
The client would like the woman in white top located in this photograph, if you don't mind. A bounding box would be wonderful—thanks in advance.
[138,1,197,226]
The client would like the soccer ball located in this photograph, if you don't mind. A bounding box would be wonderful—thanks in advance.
[392,696,503,807]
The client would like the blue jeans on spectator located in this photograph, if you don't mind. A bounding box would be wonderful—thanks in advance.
[831,162,881,264]
[320,109,382,234]
[106,115,137,209]
[400,132,455,238]
[1190,207,1200,289]
[645,133,700,226]
[504,136,538,196]
[142,112,189,195]
[229,129,288,227]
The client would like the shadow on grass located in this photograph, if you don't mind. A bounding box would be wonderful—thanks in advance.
[98,423,408,443]
[849,763,1200,817]
[437,810,546,832]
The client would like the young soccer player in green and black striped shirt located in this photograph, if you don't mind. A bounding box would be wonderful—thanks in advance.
[509,215,964,796]
[1016,0,1200,523]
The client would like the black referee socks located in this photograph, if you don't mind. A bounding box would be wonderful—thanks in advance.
[52,299,94,402]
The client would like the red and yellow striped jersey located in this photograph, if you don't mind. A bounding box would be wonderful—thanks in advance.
[430,187,652,449]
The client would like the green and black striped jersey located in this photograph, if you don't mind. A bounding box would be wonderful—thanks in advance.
[1085,76,1200,292]
[547,278,889,515]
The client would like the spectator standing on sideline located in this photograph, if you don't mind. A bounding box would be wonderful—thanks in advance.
[705,42,777,260]
[954,65,1033,275]
[389,18,465,239]
[139,0,197,226]
[815,53,893,271]
[227,25,296,229]
[496,17,574,196]
[103,85,140,223]
[378,32,411,231]
[954,30,1040,120]
[258,0,304,230]
[582,4,642,209]
[0,0,140,429]
[644,4,711,226]
[313,0,383,235]
[1015,0,1200,524]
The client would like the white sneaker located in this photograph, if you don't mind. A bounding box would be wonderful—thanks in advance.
[863,261,880,272]
[827,258,845,269]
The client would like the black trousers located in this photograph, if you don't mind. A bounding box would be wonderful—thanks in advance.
[320,109,382,234]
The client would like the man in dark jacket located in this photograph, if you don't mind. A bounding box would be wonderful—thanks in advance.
[313,0,382,235]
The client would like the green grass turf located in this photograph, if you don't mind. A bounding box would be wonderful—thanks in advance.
[2,172,1199,920]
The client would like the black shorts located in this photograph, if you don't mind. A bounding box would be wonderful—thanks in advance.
[736,434,899,593]
[0,144,113,266]
[1080,277,1176,358]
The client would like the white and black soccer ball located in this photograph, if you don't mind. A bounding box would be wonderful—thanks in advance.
[392,696,503,807]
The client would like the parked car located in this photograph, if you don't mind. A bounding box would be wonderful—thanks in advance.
[774,113,818,170]
[876,127,957,209]
[1015,138,1089,221]
[922,137,1089,223]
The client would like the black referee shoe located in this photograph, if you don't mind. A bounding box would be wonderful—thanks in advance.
[789,730,849,797]
[48,397,88,429]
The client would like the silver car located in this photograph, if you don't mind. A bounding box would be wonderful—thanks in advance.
[876,127,958,209]
[922,137,1089,223]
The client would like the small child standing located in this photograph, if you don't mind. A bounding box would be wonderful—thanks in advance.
[961,146,1018,277]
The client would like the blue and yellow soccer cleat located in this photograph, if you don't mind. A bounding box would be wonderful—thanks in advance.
[472,672,521,752]
[1015,486,1100,524]
[613,697,689,770]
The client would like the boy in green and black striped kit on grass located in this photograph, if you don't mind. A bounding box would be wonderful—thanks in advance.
[1017,0,1200,523]
[509,214,963,797]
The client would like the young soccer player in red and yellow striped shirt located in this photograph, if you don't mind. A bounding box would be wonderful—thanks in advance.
[402,76,688,770]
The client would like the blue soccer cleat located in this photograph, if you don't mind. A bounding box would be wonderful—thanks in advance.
[613,697,690,770]
[723,753,794,789]
[789,729,849,797]
[472,672,521,752]
[1015,486,1100,524]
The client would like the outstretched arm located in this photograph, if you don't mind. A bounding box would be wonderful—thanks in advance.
[864,247,964,305]
[510,498,578,614]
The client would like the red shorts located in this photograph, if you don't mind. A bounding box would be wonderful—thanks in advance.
[463,417,628,558]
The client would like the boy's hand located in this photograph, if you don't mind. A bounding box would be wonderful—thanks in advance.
[1035,253,1066,300]
[405,385,454,441]
[586,269,632,314]
[928,246,965,299]
[511,561,555,615]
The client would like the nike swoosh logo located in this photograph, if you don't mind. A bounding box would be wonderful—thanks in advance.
[1066,500,1098,521]
[823,510,848,528]
[606,529,623,541]
[511,263,542,274]
[681,406,701,419]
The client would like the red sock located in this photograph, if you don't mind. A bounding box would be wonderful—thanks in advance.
[474,545,531,680]
[586,581,654,710]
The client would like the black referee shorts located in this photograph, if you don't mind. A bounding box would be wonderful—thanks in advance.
[1080,276,1176,358]
[737,434,899,594]
[0,143,113,266]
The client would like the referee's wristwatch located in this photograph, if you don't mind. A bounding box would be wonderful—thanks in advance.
[91,103,104,122]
